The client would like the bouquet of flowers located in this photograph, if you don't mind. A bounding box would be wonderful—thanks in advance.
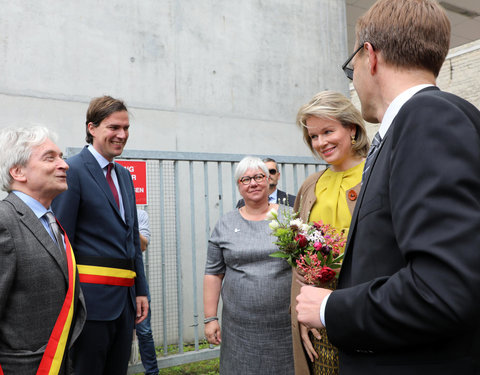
[267,208,346,285]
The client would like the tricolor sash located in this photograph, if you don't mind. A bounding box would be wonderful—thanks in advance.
[0,228,77,375]
[76,255,136,287]
[36,232,77,375]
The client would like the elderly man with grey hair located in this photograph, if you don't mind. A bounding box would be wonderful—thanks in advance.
[0,126,85,375]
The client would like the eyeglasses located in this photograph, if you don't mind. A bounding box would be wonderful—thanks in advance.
[268,169,277,175]
[341,44,364,80]
[239,174,266,185]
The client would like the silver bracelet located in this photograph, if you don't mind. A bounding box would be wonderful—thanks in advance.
[204,316,219,324]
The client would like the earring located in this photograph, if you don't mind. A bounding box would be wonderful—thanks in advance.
[351,135,356,145]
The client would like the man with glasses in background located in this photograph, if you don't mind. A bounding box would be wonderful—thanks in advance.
[236,158,295,208]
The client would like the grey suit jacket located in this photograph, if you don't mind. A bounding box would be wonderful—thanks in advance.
[0,193,85,375]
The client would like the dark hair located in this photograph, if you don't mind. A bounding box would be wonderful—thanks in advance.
[262,157,277,165]
[85,96,128,144]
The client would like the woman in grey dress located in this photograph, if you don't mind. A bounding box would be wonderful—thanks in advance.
[203,156,294,374]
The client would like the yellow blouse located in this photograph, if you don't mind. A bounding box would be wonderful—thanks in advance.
[309,161,365,251]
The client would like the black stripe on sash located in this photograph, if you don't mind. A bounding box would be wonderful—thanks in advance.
[75,255,135,271]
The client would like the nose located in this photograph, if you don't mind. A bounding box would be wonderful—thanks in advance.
[117,128,128,139]
[58,158,69,171]
[249,178,259,187]
[312,136,326,151]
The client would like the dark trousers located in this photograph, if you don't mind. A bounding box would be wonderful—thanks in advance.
[72,302,134,375]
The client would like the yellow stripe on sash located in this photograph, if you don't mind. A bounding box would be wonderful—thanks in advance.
[77,265,136,279]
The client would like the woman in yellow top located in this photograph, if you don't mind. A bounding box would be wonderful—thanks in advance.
[291,91,370,375]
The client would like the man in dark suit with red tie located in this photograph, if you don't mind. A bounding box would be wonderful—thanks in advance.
[296,0,480,374]
[53,96,148,374]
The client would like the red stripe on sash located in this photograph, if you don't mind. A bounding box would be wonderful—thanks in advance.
[79,274,135,287]
[36,231,76,375]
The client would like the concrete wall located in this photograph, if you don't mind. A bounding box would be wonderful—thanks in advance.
[0,0,351,346]
[0,0,349,157]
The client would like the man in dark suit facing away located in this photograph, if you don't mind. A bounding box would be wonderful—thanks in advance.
[296,1,480,374]
[236,158,296,208]
[0,126,86,375]
[53,96,148,375]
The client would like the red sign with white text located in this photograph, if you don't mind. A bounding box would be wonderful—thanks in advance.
[115,160,148,205]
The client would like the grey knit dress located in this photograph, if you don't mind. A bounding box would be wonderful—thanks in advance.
[205,207,294,374]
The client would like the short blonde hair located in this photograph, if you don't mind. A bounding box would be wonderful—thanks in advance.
[296,91,369,158]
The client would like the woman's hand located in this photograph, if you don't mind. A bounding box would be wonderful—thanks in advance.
[295,267,307,286]
[203,274,223,345]
[300,323,320,362]
[205,320,222,345]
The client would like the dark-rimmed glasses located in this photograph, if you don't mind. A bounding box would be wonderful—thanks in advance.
[268,168,277,175]
[341,44,364,80]
[239,174,266,185]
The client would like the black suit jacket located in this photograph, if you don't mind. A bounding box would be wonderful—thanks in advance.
[236,189,296,208]
[326,87,480,374]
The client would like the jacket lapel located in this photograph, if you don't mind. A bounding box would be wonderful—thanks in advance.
[115,164,131,226]
[342,128,391,261]
[276,189,286,204]
[7,193,69,282]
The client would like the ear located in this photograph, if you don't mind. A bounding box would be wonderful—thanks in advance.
[365,42,377,76]
[10,166,27,183]
[350,124,357,138]
[87,122,97,137]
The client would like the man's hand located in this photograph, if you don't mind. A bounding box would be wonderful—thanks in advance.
[296,286,332,329]
[135,296,149,324]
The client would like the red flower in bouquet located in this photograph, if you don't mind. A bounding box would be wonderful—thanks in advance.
[295,234,308,248]
[297,253,337,284]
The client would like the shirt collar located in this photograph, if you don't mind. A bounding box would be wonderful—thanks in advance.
[12,190,50,219]
[379,84,434,138]
[269,188,278,203]
[87,144,112,170]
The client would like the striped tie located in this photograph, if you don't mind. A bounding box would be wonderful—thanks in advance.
[362,132,382,182]
[45,211,65,255]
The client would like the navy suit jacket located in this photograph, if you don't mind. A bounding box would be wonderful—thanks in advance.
[53,147,147,321]
[236,189,296,208]
[326,87,480,374]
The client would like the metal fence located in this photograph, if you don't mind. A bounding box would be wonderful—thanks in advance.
[65,148,326,373]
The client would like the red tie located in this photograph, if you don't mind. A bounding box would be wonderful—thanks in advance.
[106,163,120,208]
